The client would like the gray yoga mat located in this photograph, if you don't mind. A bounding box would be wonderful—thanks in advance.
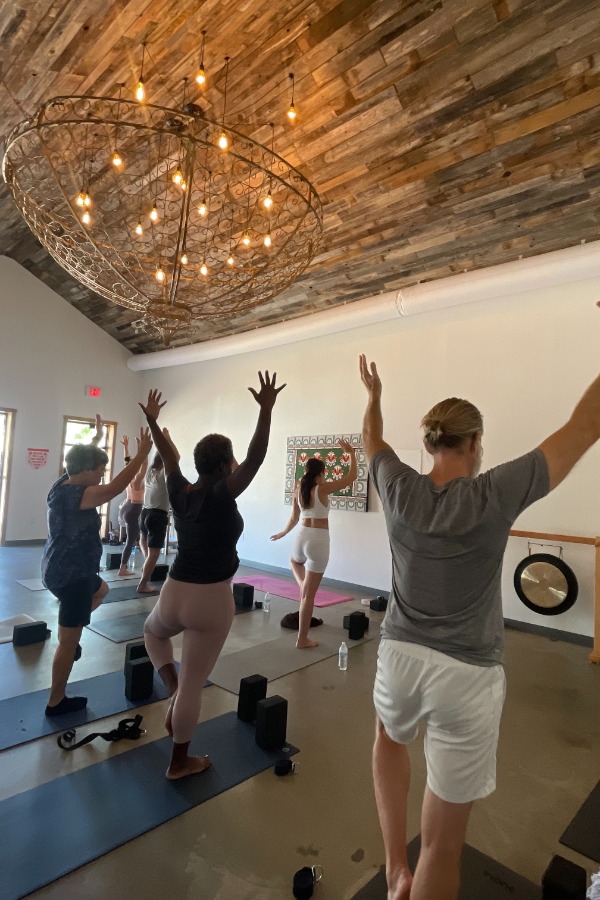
[353,835,541,899]
[103,583,159,603]
[0,668,174,752]
[0,711,298,900]
[16,572,139,591]
[88,601,259,643]
[560,778,600,862]
[210,622,375,693]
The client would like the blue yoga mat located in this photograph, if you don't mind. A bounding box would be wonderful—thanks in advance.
[0,668,173,752]
[0,711,298,900]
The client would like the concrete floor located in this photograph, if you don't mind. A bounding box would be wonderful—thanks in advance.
[0,545,599,899]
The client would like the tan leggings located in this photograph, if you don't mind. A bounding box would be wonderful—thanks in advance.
[144,575,235,743]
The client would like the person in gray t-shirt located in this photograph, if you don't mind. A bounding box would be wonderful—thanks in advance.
[359,352,600,900]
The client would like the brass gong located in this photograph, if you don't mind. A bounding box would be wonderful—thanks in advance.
[513,553,578,616]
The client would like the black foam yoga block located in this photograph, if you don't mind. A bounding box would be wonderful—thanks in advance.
[123,640,148,674]
[105,551,122,570]
[237,674,267,722]
[151,564,169,582]
[542,855,586,899]
[255,695,287,751]
[343,611,369,631]
[370,596,388,611]
[233,583,254,608]
[124,658,154,702]
[13,621,49,646]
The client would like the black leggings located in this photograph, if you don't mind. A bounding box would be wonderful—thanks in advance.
[120,501,143,567]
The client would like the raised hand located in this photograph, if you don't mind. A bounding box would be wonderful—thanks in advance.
[121,435,129,450]
[137,427,153,457]
[359,354,382,398]
[338,438,355,455]
[248,370,286,410]
[139,389,167,420]
[93,413,104,443]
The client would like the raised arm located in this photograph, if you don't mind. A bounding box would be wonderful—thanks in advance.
[359,355,394,464]
[139,390,181,478]
[132,441,148,490]
[270,493,300,541]
[538,368,600,491]
[319,439,358,495]
[91,413,104,447]
[225,370,286,499]
[80,427,152,509]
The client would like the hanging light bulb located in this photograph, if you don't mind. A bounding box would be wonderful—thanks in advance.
[181,252,188,265]
[75,192,85,207]
[173,168,183,185]
[196,31,207,85]
[200,263,208,276]
[264,233,272,248]
[135,221,143,236]
[227,254,234,266]
[180,180,187,191]
[112,150,123,167]
[149,205,158,222]
[287,103,297,120]
[155,266,165,282]
[263,191,273,209]
[198,200,207,217]
[81,211,91,225]
[218,131,229,150]
[242,232,250,246]
[135,81,145,102]
[83,193,91,207]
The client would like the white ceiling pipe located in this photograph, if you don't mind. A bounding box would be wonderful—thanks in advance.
[128,241,600,372]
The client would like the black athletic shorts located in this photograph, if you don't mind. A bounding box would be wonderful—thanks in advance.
[139,507,168,549]
[53,575,103,628]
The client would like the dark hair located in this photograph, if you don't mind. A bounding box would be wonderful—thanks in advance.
[150,453,163,470]
[65,444,108,476]
[299,457,325,509]
[193,433,233,475]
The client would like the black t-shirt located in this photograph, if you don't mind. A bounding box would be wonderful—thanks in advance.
[167,471,244,584]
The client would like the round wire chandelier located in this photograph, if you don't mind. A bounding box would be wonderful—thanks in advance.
[2,58,322,345]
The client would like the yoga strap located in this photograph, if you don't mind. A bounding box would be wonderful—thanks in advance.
[57,714,145,751]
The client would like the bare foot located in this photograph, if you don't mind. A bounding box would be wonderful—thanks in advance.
[137,584,157,594]
[165,692,177,736]
[118,568,129,577]
[296,638,319,649]
[387,866,413,900]
[166,754,211,781]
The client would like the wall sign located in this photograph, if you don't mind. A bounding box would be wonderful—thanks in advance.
[85,386,101,397]
[27,448,49,469]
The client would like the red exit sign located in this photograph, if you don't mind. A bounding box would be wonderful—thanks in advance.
[85,385,101,397]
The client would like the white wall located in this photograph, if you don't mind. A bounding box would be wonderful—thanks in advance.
[141,276,600,636]
[0,256,143,541]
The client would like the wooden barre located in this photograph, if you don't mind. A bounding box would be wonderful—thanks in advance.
[509,529,600,664]
[509,529,598,546]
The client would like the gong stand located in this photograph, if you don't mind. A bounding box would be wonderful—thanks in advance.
[510,529,600,665]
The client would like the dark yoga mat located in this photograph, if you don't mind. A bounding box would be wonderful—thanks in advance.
[89,601,257,643]
[0,668,174,752]
[353,835,541,899]
[0,711,298,900]
[103,583,159,603]
[560,778,600,862]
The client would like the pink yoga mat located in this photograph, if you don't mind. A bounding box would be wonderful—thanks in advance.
[233,574,352,607]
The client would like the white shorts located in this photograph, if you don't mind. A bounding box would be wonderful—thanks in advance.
[291,526,330,573]
[374,639,506,804]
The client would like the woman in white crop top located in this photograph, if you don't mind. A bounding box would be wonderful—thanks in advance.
[271,438,357,648]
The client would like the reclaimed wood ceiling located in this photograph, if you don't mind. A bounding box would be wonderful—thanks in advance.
[1,0,600,353]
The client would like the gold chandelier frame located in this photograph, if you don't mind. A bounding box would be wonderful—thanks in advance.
[2,93,323,344]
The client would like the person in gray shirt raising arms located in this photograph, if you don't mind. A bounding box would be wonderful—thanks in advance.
[359,352,600,900]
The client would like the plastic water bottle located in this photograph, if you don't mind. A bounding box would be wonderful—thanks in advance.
[128,548,137,572]
[338,641,348,671]
[263,592,272,612]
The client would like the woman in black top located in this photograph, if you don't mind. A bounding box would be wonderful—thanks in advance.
[140,371,285,780]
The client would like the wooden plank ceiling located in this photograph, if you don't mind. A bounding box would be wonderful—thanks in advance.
[1,0,599,353]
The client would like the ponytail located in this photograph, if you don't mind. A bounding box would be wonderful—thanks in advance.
[299,458,325,509]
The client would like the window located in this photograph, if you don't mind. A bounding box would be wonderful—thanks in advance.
[60,416,117,539]
[0,409,15,546]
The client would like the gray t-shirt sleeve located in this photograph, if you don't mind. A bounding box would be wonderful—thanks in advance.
[484,448,550,524]
[370,450,419,503]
